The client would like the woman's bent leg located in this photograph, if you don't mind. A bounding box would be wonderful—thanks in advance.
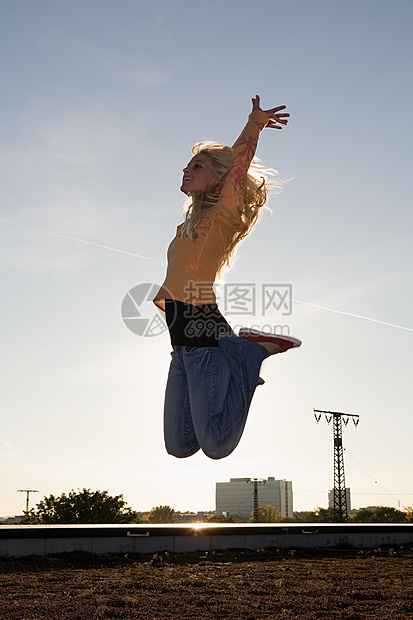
[183,336,268,459]
[163,348,200,458]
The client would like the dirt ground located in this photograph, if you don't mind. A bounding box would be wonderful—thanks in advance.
[0,546,412,619]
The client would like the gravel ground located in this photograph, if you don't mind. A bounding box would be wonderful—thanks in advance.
[0,546,412,619]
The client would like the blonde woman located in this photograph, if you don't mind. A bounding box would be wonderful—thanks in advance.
[153,96,301,459]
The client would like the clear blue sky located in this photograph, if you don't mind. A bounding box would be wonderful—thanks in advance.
[1,0,412,517]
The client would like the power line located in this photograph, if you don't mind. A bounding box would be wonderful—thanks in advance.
[17,489,38,513]
[227,491,255,515]
[314,409,359,522]
[294,488,413,496]
[344,447,403,508]
[246,478,266,523]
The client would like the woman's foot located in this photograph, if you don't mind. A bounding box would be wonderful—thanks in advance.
[239,328,302,356]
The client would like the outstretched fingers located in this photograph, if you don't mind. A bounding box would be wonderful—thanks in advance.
[266,106,289,129]
[251,96,290,129]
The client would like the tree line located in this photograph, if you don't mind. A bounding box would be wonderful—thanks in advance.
[21,489,178,524]
[18,488,413,524]
[294,505,413,523]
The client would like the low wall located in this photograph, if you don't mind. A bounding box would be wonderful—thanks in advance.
[1,523,412,557]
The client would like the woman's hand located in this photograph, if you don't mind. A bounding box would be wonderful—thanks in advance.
[252,95,289,129]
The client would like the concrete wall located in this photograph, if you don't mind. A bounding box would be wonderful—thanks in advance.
[1,523,412,557]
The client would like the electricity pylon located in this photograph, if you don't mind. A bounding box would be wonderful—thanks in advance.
[18,489,38,513]
[246,478,266,523]
[314,409,359,522]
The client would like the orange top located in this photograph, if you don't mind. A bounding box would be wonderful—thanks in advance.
[153,110,269,312]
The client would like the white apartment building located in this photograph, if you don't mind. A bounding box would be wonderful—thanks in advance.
[216,477,293,521]
[328,488,351,512]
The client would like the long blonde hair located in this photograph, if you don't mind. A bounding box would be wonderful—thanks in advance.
[179,141,282,273]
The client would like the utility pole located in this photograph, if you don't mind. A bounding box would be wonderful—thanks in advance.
[18,489,38,514]
[246,478,266,523]
[314,409,359,522]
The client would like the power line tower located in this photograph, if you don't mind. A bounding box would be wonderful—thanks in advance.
[314,409,360,522]
[18,489,38,514]
[246,478,266,522]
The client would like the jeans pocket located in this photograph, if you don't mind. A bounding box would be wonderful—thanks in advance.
[183,346,198,354]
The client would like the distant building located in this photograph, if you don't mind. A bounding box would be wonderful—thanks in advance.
[0,515,23,524]
[216,477,293,521]
[328,488,351,512]
[177,512,208,523]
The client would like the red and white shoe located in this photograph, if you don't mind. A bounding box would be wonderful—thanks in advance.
[238,328,302,353]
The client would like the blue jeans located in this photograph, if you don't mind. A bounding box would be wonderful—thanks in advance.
[163,334,269,459]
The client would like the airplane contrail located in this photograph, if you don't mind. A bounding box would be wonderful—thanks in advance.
[2,218,412,332]
[0,218,165,265]
[292,299,413,332]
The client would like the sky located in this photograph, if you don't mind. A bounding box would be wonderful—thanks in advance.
[1,0,412,518]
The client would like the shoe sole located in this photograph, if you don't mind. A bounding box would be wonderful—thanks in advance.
[239,328,302,348]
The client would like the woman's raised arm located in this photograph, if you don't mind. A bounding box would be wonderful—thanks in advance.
[218,96,289,209]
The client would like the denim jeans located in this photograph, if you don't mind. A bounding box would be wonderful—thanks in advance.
[163,334,269,459]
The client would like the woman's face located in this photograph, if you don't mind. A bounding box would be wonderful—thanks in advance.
[181,153,217,195]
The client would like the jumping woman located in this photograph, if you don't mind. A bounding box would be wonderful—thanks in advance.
[153,96,301,460]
